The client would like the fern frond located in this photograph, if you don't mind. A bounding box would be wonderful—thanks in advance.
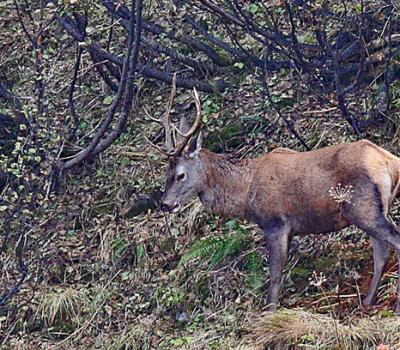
[247,251,263,273]
[210,231,247,265]
[245,251,266,294]
[180,236,227,264]
[181,230,251,266]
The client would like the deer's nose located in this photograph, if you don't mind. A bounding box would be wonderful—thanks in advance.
[160,202,170,212]
[160,198,171,211]
[160,200,181,213]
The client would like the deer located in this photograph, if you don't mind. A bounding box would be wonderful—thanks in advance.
[147,85,400,313]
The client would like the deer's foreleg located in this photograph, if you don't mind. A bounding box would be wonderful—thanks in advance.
[264,220,291,311]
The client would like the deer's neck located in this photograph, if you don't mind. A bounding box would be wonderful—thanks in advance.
[199,150,255,219]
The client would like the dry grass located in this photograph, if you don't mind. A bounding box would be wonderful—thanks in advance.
[102,325,150,350]
[244,309,400,350]
[36,287,89,328]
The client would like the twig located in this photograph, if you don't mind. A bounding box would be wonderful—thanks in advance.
[261,68,311,151]
[67,46,83,142]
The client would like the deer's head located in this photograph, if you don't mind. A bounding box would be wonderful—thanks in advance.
[146,78,204,213]
[161,133,204,212]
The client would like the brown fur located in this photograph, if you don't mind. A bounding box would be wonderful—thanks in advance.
[269,147,298,154]
[198,140,400,232]
[161,139,400,311]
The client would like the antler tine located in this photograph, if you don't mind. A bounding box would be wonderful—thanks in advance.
[162,74,177,151]
[145,74,177,155]
[144,136,175,156]
[174,87,202,155]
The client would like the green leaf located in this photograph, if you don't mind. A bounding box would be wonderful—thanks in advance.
[249,4,259,14]
[225,219,237,230]
[136,243,146,259]
[379,310,395,318]
[103,95,113,105]
[234,62,244,69]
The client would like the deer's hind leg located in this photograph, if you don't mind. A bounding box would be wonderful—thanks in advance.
[360,218,400,313]
[343,179,399,311]
[363,237,390,305]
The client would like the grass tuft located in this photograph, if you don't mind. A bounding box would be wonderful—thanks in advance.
[103,323,151,350]
[245,308,400,349]
[36,287,89,328]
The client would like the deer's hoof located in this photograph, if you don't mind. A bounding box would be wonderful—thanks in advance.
[265,303,278,312]
[362,296,375,307]
[395,302,400,316]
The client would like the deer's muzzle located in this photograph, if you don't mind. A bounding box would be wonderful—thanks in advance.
[160,200,181,213]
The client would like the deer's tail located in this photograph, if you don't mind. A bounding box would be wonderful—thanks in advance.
[395,156,400,199]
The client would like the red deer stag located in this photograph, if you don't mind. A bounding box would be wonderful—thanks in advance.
[147,87,400,312]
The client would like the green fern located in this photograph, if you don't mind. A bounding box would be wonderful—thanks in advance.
[181,228,250,266]
[180,236,226,264]
[180,228,266,295]
[247,251,263,273]
[245,251,266,294]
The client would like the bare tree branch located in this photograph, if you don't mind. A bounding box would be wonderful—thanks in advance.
[61,0,140,170]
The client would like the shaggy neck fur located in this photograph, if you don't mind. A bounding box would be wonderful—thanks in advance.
[198,150,256,219]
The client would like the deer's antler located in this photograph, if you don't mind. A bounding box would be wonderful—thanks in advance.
[146,75,202,157]
[145,75,177,155]
[174,88,202,156]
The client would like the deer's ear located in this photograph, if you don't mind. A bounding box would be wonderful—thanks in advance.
[186,132,202,158]
[176,117,190,145]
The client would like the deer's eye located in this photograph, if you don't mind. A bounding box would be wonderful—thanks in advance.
[176,173,186,182]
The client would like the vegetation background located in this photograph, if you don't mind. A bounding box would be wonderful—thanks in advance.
[0,0,400,348]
